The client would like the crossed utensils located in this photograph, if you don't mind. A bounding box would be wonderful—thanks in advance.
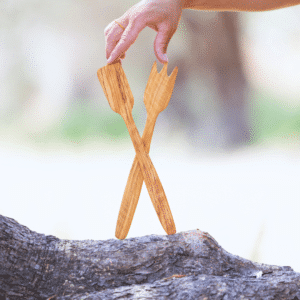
[97,61,178,239]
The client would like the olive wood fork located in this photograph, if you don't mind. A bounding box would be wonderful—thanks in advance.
[115,61,178,239]
[97,61,177,237]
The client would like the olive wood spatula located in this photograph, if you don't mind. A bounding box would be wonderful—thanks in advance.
[115,61,178,239]
[97,61,176,236]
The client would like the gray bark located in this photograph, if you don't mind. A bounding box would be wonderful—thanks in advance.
[1,214,299,299]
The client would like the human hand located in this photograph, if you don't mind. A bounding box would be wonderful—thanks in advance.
[104,0,183,65]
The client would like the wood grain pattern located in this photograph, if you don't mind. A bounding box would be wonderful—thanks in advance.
[115,62,178,239]
[97,62,177,237]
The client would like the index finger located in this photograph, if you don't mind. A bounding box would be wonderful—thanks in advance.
[105,22,125,60]
[107,21,145,64]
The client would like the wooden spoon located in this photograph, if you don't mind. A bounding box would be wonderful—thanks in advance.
[97,62,176,236]
[115,62,178,239]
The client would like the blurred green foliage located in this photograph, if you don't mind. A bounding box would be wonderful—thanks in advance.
[61,104,128,141]
[12,90,300,147]
[250,90,300,144]
[22,102,130,145]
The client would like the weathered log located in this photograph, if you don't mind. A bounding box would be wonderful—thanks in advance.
[0,214,299,299]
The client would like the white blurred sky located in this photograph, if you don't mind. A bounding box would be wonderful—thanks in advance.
[240,6,300,103]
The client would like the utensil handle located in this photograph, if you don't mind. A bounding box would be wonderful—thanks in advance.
[121,111,176,235]
[115,116,157,239]
[115,155,143,239]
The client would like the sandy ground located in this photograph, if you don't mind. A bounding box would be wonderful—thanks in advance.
[0,137,299,272]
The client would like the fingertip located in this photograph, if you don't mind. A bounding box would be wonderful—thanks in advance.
[107,57,122,65]
[107,52,117,64]
[161,53,168,63]
[157,55,168,64]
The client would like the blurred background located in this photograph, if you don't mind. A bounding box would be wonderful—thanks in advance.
[1,1,300,271]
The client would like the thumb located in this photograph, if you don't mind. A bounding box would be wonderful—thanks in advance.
[154,29,172,63]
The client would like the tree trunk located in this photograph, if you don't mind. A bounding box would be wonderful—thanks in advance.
[166,11,250,150]
[1,214,299,300]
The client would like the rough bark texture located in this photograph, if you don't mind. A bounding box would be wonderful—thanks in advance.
[1,214,300,300]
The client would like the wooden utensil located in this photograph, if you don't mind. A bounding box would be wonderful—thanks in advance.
[97,62,176,236]
[115,61,178,239]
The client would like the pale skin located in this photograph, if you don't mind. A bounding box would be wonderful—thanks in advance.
[105,0,300,65]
